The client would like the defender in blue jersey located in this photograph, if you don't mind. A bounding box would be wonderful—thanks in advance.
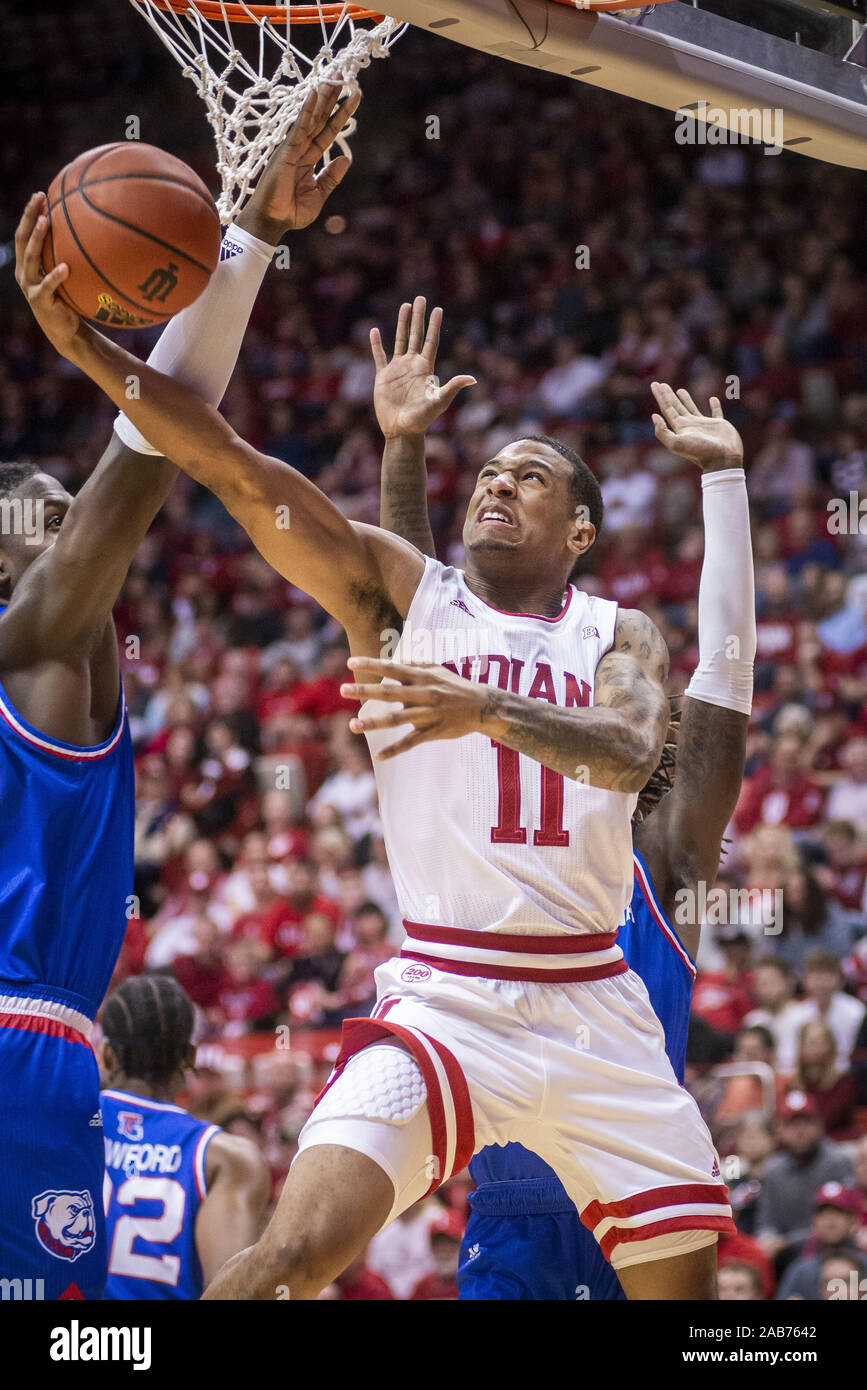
[3,107,351,1300]
[100,976,268,1300]
[375,369,756,1299]
[0,330,177,1297]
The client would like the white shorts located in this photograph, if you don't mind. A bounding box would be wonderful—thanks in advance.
[298,956,734,1269]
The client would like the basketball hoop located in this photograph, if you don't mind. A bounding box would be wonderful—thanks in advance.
[130,0,405,222]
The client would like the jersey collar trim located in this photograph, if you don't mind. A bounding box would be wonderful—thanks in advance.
[458,572,574,624]
[101,1088,186,1114]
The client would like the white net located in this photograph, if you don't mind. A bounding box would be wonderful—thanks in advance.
[130,1,404,221]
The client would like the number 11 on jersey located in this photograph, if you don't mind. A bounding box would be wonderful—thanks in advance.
[490,741,570,847]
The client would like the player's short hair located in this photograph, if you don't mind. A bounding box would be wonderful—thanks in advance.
[102,973,195,1087]
[519,435,604,541]
[0,461,38,500]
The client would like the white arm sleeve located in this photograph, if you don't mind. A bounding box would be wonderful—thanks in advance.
[684,467,756,717]
[113,223,275,455]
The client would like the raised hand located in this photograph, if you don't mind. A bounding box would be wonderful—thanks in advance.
[651,383,744,473]
[15,192,80,356]
[370,297,476,440]
[236,83,361,243]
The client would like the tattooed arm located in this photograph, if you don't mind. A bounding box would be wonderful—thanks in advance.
[373,297,474,557]
[343,609,670,794]
[380,435,437,557]
[476,605,670,791]
[635,699,748,960]
[635,383,753,960]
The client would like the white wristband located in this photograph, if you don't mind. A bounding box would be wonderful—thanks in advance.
[684,467,756,717]
[114,222,276,456]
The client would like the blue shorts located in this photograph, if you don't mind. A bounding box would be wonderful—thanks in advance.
[458,1180,626,1302]
[0,1021,107,1301]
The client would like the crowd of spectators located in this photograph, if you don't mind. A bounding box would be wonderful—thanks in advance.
[3,1,867,1299]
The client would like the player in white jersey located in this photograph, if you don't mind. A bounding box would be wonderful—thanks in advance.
[21,266,742,1295]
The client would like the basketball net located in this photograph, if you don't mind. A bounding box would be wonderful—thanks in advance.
[129,1,405,222]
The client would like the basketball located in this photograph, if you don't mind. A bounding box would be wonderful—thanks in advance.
[41,143,222,329]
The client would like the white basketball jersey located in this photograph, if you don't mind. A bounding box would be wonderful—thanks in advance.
[363,559,637,941]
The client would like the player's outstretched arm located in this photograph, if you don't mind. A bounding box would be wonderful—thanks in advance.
[196,1132,272,1288]
[21,243,422,643]
[342,611,670,794]
[636,385,755,957]
[4,191,179,663]
[5,87,360,665]
[374,297,475,556]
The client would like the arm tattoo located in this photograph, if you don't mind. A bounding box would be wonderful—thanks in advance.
[474,608,670,790]
[380,436,437,559]
[614,608,670,685]
[478,656,669,794]
[653,695,749,917]
[671,697,747,808]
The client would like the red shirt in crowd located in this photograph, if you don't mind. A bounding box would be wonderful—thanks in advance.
[691,971,755,1037]
[781,1075,858,1141]
[336,1270,394,1300]
[734,767,825,834]
[755,615,798,667]
[215,977,280,1026]
[828,861,867,913]
[231,897,305,955]
[288,676,352,721]
[265,893,341,958]
[717,1232,775,1299]
[173,953,228,1011]
[598,548,669,609]
[410,1273,459,1301]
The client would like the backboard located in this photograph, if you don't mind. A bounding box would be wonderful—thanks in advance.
[381,0,867,169]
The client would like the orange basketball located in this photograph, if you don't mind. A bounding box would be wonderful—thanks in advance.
[42,143,222,329]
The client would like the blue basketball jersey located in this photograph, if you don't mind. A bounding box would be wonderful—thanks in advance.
[0,607,134,1021]
[101,1089,221,1301]
[460,850,696,1300]
[0,607,134,1300]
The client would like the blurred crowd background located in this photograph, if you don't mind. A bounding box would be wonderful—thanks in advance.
[3,0,867,1300]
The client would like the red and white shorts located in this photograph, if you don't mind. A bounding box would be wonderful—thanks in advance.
[297,952,734,1270]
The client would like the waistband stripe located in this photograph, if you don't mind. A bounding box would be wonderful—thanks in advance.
[400,920,625,981]
[402,920,619,954]
[399,948,628,985]
[0,993,93,1043]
